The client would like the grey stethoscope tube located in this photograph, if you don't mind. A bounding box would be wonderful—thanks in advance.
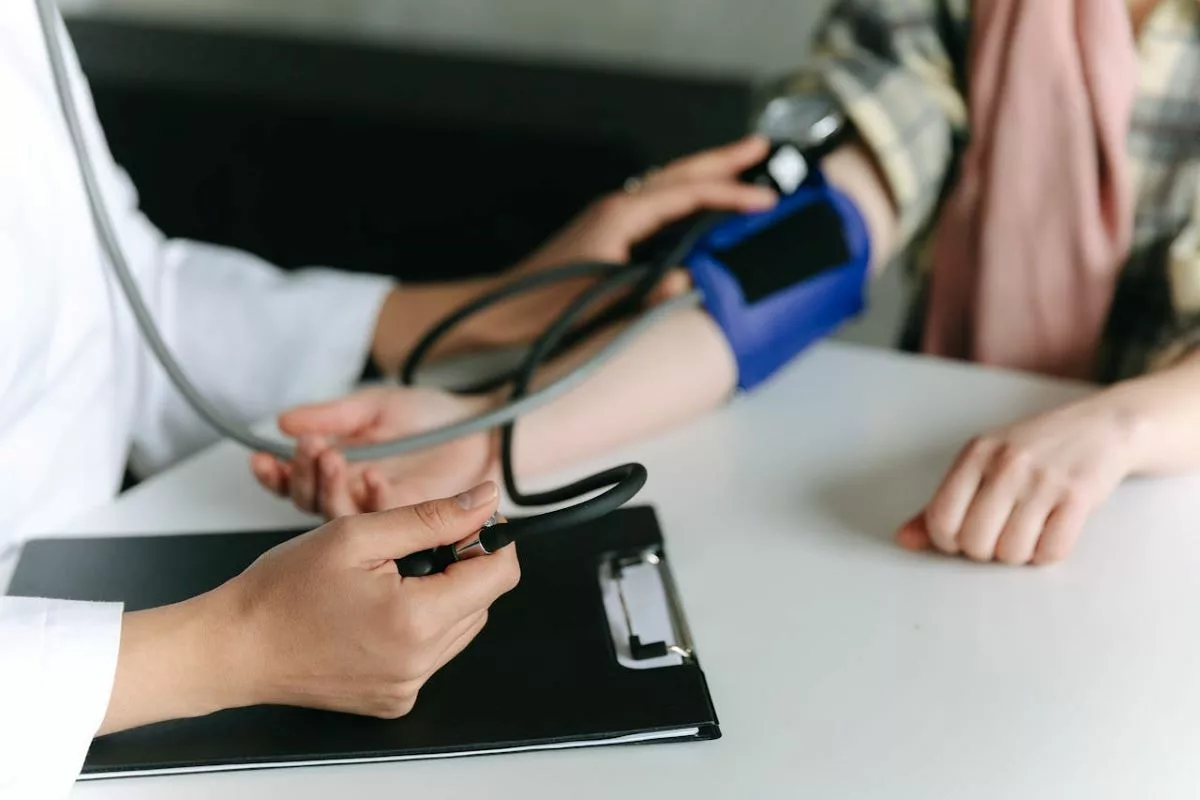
[33,0,700,462]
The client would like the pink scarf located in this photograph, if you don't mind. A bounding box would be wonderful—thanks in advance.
[921,0,1141,379]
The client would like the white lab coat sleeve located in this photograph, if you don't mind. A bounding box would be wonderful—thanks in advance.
[50,11,396,475]
[122,230,396,476]
[0,597,122,800]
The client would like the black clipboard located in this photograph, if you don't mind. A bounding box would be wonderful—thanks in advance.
[7,505,719,778]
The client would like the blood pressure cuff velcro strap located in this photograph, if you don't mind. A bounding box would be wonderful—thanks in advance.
[683,172,871,391]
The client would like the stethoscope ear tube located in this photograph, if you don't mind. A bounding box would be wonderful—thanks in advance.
[37,0,701,469]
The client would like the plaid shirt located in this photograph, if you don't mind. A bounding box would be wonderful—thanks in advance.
[791,0,1200,382]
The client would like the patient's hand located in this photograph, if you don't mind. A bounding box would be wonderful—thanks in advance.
[251,386,500,517]
[894,394,1141,565]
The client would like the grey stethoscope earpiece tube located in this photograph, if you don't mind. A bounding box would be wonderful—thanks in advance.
[32,0,699,462]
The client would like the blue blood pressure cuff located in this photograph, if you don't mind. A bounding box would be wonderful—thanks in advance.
[683,169,871,391]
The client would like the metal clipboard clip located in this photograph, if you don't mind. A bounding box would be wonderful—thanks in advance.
[598,547,697,670]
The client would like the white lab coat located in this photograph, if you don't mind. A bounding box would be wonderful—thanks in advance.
[0,4,394,797]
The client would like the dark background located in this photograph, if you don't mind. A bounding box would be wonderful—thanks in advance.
[67,18,756,283]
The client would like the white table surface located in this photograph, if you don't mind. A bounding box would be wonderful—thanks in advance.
[23,340,1200,799]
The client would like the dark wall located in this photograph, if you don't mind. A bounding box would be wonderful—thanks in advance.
[69,19,753,283]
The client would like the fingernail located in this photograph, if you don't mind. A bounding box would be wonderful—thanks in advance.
[457,481,498,509]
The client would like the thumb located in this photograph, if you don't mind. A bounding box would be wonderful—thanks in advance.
[352,481,501,560]
[279,390,385,438]
[895,513,933,551]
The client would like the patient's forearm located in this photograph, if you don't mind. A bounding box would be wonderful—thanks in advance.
[497,140,897,477]
[1106,349,1200,476]
[507,308,737,477]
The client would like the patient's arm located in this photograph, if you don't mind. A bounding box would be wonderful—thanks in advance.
[252,141,901,513]
[510,307,737,476]
[251,307,738,513]
[510,137,901,472]
[510,140,896,474]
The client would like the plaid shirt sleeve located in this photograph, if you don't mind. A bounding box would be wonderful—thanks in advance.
[1148,214,1200,371]
[797,0,970,250]
[1116,0,1200,378]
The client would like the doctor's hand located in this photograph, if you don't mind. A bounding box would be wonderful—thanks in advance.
[431,135,777,364]
[99,483,519,736]
[369,136,773,372]
[250,386,500,517]
[894,396,1140,565]
[515,134,776,283]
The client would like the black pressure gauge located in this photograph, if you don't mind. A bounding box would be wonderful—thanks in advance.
[749,71,850,193]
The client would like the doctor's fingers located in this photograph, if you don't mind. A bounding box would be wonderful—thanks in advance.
[316,449,368,518]
[405,544,521,626]
[308,469,408,517]
[369,610,488,719]
[278,387,391,439]
[650,135,771,187]
[250,453,292,497]
[289,436,330,514]
[358,469,407,512]
[608,179,776,246]
[425,609,489,680]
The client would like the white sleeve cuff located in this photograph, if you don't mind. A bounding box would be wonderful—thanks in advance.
[0,597,122,799]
